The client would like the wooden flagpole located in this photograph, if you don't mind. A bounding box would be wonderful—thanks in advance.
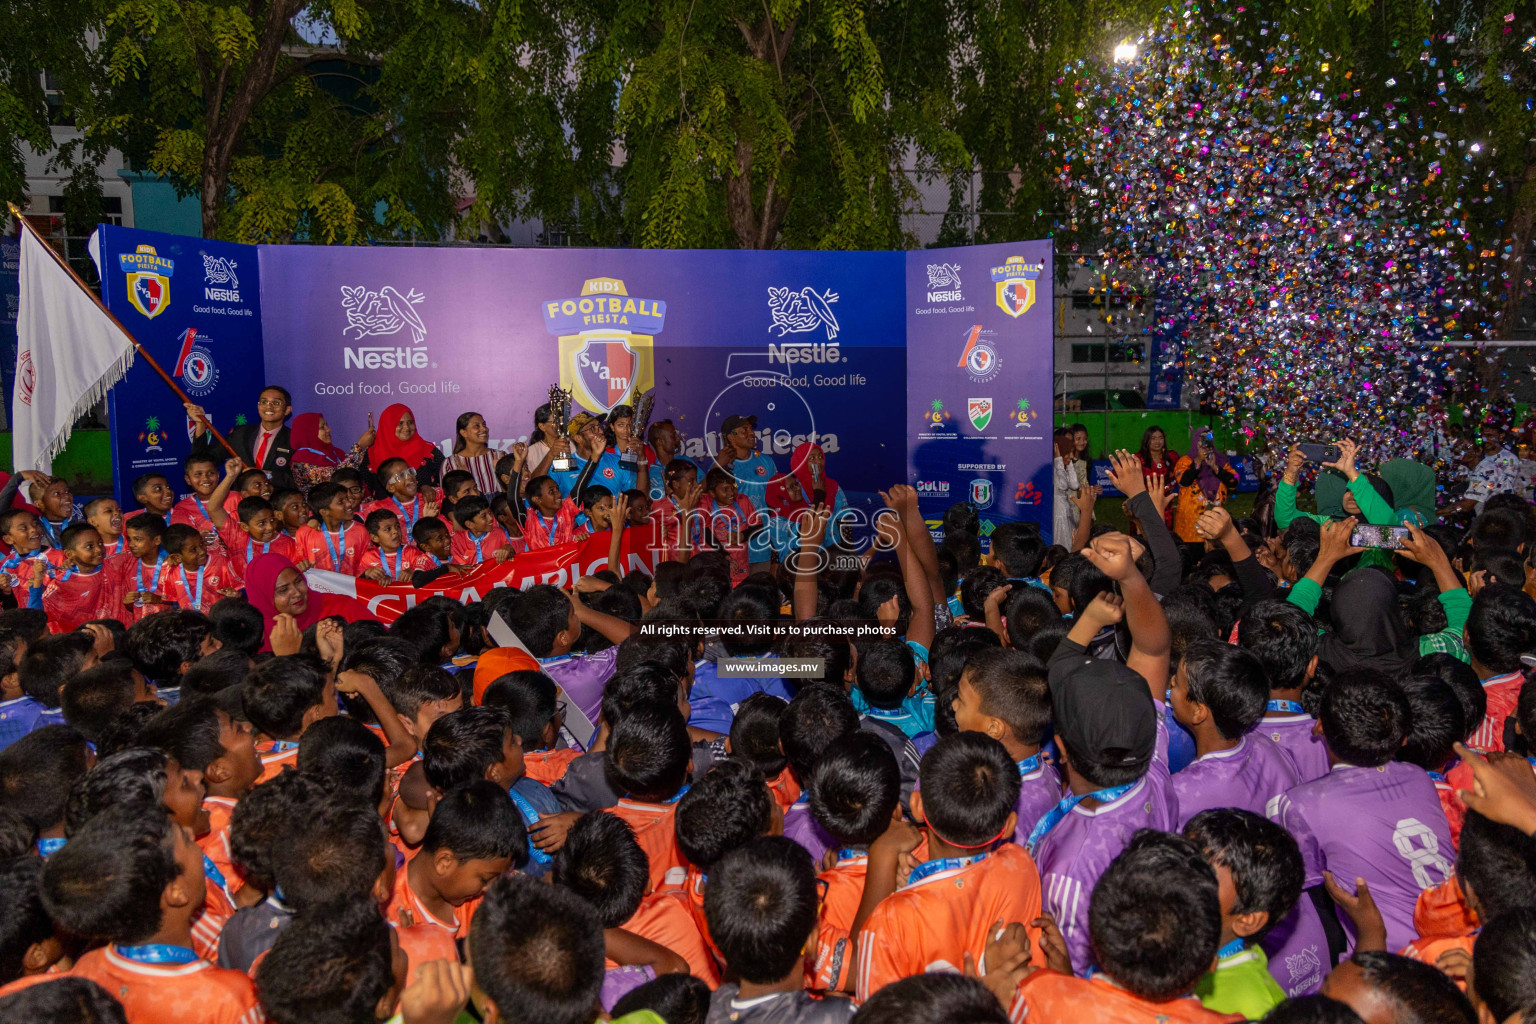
[7,203,246,468]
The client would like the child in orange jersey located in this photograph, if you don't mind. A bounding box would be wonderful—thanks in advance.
[481,669,577,786]
[730,693,801,814]
[39,803,263,1024]
[253,897,407,1023]
[673,758,778,960]
[604,704,693,894]
[241,650,338,783]
[855,732,1045,1004]
[996,831,1244,1024]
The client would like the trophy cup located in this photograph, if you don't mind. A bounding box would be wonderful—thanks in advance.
[548,384,575,472]
[621,389,655,472]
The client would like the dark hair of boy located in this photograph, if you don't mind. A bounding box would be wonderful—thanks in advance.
[242,655,330,740]
[1183,809,1304,944]
[942,502,980,539]
[1332,951,1476,1024]
[780,684,859,783]
[422,779,527,865]
[390,603,461,665]
[1394,675,1467,771]
[0,509,35,543]
[1320,668,1410,768]
[605,704,690,803]
[1238,599,1320,691]
[1456,811,1536,922]
[1409,653,1485,741]
[338,638,419,722]
[60,661,141,743]
[183,452,219,476]
[1467,583,1536,674]
[297,716,387,809]
[651,561,688,600]
[363,509,398,536]
[92,704,163,760]
[1257,995,1368,1024]
[272,797,388,912]
[160,523,201,557]
[1472,548,1527,590]
[942,530,982,575]
[58,522,97,552]
[411,516,448,548]
[913,732,1019,848]
[130,472,170,499]
[951,564,1004,621]
[610,973,711,1024]
[599,663,681,729]
[178,648,250,698]
[1469,507,1528,551]
[208,599,264,658]
[62,748,172,835]
[123,512,166,543]
[18,632,95,707]
[551,811,648,927]
[809,731,899,847]
[614,636,693,682]
[0,726,91,836]
[228,771,330,892]
[1089,830,1221,1000]
[505,584,580,659]
[39,803,181,943]
[705,836,819,985]
[729,693,789,778]
[855,639,914,711]
[716,586,781,658]
[963,649,1052,747]
[989,523,1045,580]
[0,977,129,1024]
[848,973,1008,1024]
[1002,587,1062,649]
[135,697,228,778]
[125,610,212,685]
[450,495,491,530]
[385,663,462,725]
[675,759,773,870]
[422,706,513,793]
[254,897,397,1024]
[1472,908,1536,1024]
[306,482,345,516]
[0,803,35,859]
[440,469,474,498]
[235,495,273,526]
[577,485,613,513]
[470,873,605,1024]
[1180,640,1270,740]
[857,572,911,636]
[620,569,652,602]
[482,670,558,749]
[0,857,52,985]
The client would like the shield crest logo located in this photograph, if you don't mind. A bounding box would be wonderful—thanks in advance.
[127,273,169,318]
[968,397,993,432]
[969,479,994,509]
[996,278,1034,319]
[572,335,638,413]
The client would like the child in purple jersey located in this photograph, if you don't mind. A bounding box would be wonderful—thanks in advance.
[503,584,634,734]
[1240,598,1331,783]
[779,685,860,864]
[1269,668,1455,953]
[950,647,1061,842]
[1171,640,1300,828]
[1034,532,1180,975]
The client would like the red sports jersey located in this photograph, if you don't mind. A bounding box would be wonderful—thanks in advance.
[293,521,372,576]
[218,520,298,577]
[1471,671,1523,751]
[1007,970,1244,1023]
[196,797,245,897]
[523,499,583,549]
[69,945,263,1024]
[359,545,428,582]
[164,554,241,613]
[766,769,802,815]
[170,496,227,554]
[856,843,1045,1003]
[385,861,479,940]
[1432,776,1466,848]
[1400,933,1473,989]
[449,525,513,565]
[43,565,130,632]
[98,534,129,559]
[812,850,866,992]
[608,798,688,894]
[360,493,437,535]
[1413,876,1477,940]
[621,890,720,987]
[524,748,581,786]
[110,551,179,624]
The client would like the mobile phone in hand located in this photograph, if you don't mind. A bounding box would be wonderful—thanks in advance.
[1298,443,1342,463]
[1351,524,1410,551]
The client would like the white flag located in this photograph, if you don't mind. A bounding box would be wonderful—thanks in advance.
[14,226,135,474]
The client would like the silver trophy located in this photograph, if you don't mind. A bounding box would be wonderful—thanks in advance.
[549,384,575,472]
[621,389,655,471]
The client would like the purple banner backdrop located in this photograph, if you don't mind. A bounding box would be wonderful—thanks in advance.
[907,242,1055,545]
[256,247,910,515]
[97,226,267,506]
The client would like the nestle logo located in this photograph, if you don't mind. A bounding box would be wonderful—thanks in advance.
[344,346,430,370]
[926,290,962,302]
[205,287,240,302]
[768,342,844,365]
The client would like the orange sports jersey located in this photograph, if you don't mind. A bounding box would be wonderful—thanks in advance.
[525,748,581,786]
[164,554,241,613]
[449,525,513,565]
[1433,777,1466,848]
[359,545,428,582]
[812,850,866,992]
[395,919,459,972]
[255,742,299,784]
[608,798,689,893]
[766,769,802,814]
[293,521,372,576]
[1400,933,1474,989]
[385,861,479,941]
[679,866,721,965]
[218,521,298,577]
[1007,970,1244,1024]
[197,797,245,896]
[1413,876,1477,940]
[170,496,228,554]
[620,890,720,987]
[191,872,236,963]
[69,945,263,1024]
[856,843,1045,1003]
[43,565,130,632]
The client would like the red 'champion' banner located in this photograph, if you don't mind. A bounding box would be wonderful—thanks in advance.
[304,524,665,623]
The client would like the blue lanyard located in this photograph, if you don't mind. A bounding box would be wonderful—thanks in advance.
[139,550,167,591]
[245,537,272,565]
[265,740,299,754]
[507,789,553,866]
[392,496,420,530]
[382,548,402,579]
[1428,770,1447,783]
[179,565,205,609]
[534,510,558,540]
[104,535,125,556]
[865,706,908,721]
[663,784,691,805]
[836,848,867,863]
[1217,938,1247,959]
[430,552,449,568]
[1026,783,1136,854]
[39,518,66,547]
[113,944,200,965]
[469,530,490,562]
[193,496,212,525]
[1017,754,1043,776]
[1267,699,1305,713]
[203,853,228,894]
[37,837,65,857]
[907,851,989,887]
[2,549,41,571]
[321,523,347,570]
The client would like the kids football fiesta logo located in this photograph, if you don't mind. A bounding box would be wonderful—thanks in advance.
[544,277,666,414]
[121,244,174,319]
[989,255,1043,319]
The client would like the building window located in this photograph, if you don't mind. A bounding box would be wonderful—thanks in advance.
[42,70,72,126]
[47,195,123,228]
[1071,343,1145,364]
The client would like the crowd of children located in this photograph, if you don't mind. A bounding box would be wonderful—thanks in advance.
[2,401,1536,1024]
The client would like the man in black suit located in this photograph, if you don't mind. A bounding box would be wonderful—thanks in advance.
[186,385,296,491]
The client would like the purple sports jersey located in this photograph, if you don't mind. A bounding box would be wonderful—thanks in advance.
[1013,759,1064,846]
[1258,713,1330,783]
[1260,898,1331,997]
[540,648,619,747]
[1172,734,1300,829]
[1269,762,1454,952]
[784,797,836,864]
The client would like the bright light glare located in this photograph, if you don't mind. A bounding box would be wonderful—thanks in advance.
[1114,42,1139,63]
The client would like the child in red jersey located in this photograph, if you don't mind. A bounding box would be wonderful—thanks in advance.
[29,476,76,556]
[293,482,371,576]
[84,497,129,560]
[36,803,263,1024]
[330,468,368,524]
[222,468,272,520]
[411,517,466,575]
[0,508,48,601]
[170,454,227,556]
[522,474,586,549]
[698,467,761,585]
[438,469,480,526]
[42,524,130,631]
[360,510,425,583]
[211,495,298,578]
[269,489,310,543]
[114,513,176,621]
[361,456,440,537]
[161,526,242,613]
[129,472,177,522]
[448,495,516,565]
